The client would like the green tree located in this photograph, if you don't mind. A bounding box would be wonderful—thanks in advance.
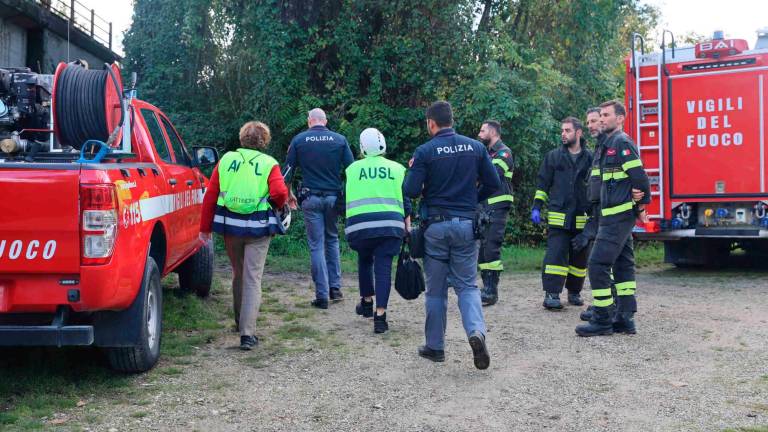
[124,0,658,243]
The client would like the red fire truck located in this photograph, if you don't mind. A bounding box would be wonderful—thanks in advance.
[0,62,218,372]
[626,29,768,266]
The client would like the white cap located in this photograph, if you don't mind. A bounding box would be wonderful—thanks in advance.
[359,128,386,157]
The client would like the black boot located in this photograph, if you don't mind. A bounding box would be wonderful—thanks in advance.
[543,292,563,310]
[373,312,388,334]
[481,270,499,306]
[579,305,593,321]
[613,312,636,334]
[575,305,615,337]
[567,291,584,306]
[613,295,637,334]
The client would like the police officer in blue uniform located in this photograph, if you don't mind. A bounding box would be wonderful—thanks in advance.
[404,101,500,370]
[284,108,355,309]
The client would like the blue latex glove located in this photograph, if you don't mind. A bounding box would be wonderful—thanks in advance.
[531,208,541,225]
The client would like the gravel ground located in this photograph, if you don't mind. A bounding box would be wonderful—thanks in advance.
[68,266,768,432]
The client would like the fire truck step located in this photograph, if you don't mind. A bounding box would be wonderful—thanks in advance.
[639,122,659,127]
[639,99,659,104]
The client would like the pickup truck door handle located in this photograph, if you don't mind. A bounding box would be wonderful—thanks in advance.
[168,178,177,186]
[186,180,194,186]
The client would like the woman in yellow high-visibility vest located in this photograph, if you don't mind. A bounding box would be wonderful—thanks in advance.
[345,128,411,333]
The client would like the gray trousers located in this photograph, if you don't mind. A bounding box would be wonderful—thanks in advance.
[225,235,271,337]
[423,218,486,351]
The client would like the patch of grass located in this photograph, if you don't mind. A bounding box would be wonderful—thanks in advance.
[161,277,228,359]
[501,245,545,272]
[0,275,231,430]
[0,347,130,431]
[130,411,149,419]
[723,427,768,432]
[158,367,183,376]
[275,323,322,341]
[634,241,665,267]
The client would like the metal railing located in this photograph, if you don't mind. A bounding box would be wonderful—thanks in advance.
[34,0,113,51]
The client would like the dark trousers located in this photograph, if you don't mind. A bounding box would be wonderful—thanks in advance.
[350,236,402,310]
[542,228,589,294]
[587,217,637,312]
[478,208,508,271]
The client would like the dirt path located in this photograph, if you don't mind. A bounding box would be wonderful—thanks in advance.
[67,266,768,432]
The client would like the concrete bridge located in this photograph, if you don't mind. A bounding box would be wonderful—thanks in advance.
[0,0,120,73]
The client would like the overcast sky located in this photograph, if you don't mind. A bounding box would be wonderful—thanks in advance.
[643,0,766,45]
[89,0,767,57]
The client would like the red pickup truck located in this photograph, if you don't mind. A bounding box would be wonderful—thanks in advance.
[0,63,218,372]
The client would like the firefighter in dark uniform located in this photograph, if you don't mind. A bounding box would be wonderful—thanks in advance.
[531,117,593,310]
[476,120,514,306]
[575,101,650,337]
[575,107,607,322]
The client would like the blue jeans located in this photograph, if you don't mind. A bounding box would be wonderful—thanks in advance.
[301,195,342,300]
[423,218,486,351]
[350,236,402,310]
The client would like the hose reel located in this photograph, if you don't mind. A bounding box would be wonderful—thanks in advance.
[53,62,125,150]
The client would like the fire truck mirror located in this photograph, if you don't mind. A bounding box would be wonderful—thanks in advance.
[193,146,218,168]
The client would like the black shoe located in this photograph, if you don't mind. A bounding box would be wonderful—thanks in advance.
[329,288,344,302]
[468,331,490,370]
[355,299,373,317]
[568,292,584,306]
[239,335,258,350]
[543,293,563,310]
[418,345,445,362]
[311,298,329,309]
[374,313,389,334]
[575,305,615,337]
[613,311,637,334]
[580,305,594,321]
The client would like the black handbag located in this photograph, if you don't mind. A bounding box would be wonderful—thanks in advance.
[394,242,425,300]
[408,225,425,259]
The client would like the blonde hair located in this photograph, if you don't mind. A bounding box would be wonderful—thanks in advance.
[239,121,271,149]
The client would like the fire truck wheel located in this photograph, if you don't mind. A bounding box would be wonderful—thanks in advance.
[106,256,163,373]
[178,239,213,298]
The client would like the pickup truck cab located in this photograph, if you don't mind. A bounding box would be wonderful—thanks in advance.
[0,65,218,372]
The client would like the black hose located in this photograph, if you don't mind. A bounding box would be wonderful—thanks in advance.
[55,63,124,149]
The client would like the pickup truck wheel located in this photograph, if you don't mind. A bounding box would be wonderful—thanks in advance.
[178,240,213,298]
[106,256,163,372]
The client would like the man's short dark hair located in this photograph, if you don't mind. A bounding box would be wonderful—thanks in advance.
[426,101,454,128]
[585,107,600,116]
[599,100,626,117]
[561,116,583,131]
[483,120,502,137]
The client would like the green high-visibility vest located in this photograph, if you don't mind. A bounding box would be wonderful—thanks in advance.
[344,156,406,236]
[217,148,277,214]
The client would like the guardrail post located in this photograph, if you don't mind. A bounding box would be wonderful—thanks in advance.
[109,22,113,51]
[70,0,75,21]
[90,9,95,36]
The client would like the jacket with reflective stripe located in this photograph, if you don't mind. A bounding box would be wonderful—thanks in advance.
[596,131,651,224]
[532,143,593,231]
[483,140,515,210]
[344,155,411,243]
[213,149,282,237]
